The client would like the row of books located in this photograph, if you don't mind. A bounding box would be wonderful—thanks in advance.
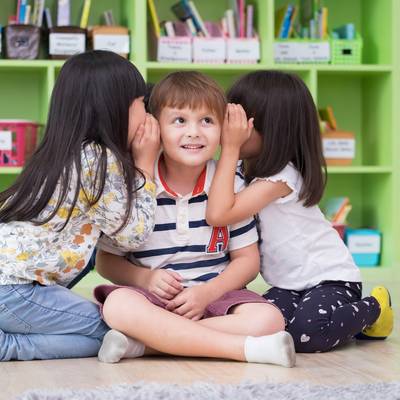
[10,0,96,29]
[275,0,328,40]
[148,0,255,39]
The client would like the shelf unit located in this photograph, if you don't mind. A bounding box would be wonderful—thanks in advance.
[0,0,399,280]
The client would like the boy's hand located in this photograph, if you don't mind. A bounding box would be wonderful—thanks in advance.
[147,269,183,304]
[222,103,254,150]
[131,113,161,179]
[165,285,211,320]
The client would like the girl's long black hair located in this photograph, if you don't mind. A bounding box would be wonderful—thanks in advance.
[228,70,327,207]
[0,50,147,231]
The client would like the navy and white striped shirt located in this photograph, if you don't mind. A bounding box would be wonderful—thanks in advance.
[98,157,258,287]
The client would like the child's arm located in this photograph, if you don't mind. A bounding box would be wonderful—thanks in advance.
[82,115,160,251]
[166,242,259,320]
[206,104,291,226]
[96,249,183,303]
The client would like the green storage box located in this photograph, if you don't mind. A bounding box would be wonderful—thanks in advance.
[331,33,363,64]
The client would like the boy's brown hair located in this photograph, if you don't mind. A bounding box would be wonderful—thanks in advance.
[148,71,227,124]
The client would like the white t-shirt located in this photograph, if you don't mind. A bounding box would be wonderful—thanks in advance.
[254,163,361,291]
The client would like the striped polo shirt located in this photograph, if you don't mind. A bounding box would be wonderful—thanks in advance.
[98,157,258,287]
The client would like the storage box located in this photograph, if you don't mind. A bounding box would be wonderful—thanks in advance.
[49,26,86,59]
[274,39,330,63]
[89,26,130,58]
[345,229,381,267]
[193,22,225,64]
[0,120,40,167]
[4,24,41,59]
[157,36,192,63]
[226,37,260,64]
[322,130,355,166]
[331,34,362,64]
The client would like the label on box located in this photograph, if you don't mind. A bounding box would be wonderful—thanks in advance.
[227,39,260,62]
[0,131,12,151]
[348,235,380,254]
[274,42,299,62]
[49,33,86,55]
[157,37,191,63]
[193,38,225,62]
[323,138,355,159]
[94,34,130,54]
[274,41,330,63]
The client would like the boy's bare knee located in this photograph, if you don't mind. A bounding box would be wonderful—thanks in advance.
[102,288,142,329]
[251,303,285,336]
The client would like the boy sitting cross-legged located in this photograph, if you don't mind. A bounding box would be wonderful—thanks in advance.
[94,71,296,367]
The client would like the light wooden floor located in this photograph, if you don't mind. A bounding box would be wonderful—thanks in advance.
[1,279,399,399]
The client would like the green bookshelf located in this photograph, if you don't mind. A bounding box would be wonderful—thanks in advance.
[0,0,399,281]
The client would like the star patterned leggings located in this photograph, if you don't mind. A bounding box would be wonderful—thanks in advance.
[263,281,381,353]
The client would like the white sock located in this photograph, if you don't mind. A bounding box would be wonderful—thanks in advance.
[244,331,296,367]
[98,329,145,363]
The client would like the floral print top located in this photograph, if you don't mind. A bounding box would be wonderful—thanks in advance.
[0,145,156,286]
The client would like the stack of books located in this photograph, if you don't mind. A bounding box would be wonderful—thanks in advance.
[148,0,255,39]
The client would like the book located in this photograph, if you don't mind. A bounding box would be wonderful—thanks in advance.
[238,0,245,38]
[103,10,115,26]
[44,7,53,29]
[319,106,337,130]
[57,0,70,27]
[171,1,192,21]
[288,6,298,38]
[246,5,254,38]
[281,5,294,39]
[164,21,175,37]
[19,0,27,24]
[185,18,197,36]
[225,9,236,38]
[187,1,209,37]
[80,0,91,29]
[36,0,45,27]
[324,197,350,223]
[148,0,161,38]
[24,4,31,24]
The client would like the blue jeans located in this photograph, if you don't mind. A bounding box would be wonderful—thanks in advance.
[0,283,109,361]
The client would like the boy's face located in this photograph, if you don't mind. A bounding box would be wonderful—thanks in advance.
[158,106,221,168]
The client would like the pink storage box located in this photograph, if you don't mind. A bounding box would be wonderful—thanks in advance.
[0,120,40,167]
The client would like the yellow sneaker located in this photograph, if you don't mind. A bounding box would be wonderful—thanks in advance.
[361,286,394,340]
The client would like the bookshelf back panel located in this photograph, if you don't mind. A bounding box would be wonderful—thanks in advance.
[0,69,47,122]
[317,72,392,167]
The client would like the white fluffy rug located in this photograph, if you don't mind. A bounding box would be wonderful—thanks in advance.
[16,381,400,400]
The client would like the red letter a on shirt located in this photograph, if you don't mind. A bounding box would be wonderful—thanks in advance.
[207,227,229,253]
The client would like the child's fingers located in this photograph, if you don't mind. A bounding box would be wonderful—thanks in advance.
[153,287,174,300]
[165,292,185,311]
[238,105,248,127]
[163,274,183,291]
[173,302,192,316]
[159,280,181,296]
[133,123,145,143]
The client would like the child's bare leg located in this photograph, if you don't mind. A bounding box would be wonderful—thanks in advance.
[102,288,244,361]
[99,288,295,367]
[197,303,285,336]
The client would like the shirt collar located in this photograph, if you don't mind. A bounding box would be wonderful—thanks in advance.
[155,153,214,198]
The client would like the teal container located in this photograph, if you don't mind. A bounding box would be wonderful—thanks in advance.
[345,228,381,267]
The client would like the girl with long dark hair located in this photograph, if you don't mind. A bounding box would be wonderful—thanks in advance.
[0,50,160,360]
[207,70,393,354]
